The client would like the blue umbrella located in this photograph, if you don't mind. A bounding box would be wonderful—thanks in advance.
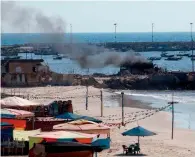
[55,112,102,123]
[122,126,156,144]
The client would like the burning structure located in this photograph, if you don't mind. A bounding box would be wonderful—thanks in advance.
[119,61,159,75]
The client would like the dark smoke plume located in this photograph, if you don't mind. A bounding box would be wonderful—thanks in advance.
[1,1,147,69]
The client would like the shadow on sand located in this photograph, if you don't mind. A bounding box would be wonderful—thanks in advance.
[114,153,147,157]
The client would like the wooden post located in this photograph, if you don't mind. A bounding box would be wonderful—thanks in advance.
[171,100,174,140]
[100,90,103,117]
[86,85,88,110]
[168,93,178,140]
[32,117,35,130]
[86,68,89,110]
[121,92,124,126]
[188,113,191,130]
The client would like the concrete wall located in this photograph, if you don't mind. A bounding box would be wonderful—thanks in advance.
[9,62,40,74]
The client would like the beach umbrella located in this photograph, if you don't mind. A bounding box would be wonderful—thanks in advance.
[122,126,156,144]
[55,112,102,123]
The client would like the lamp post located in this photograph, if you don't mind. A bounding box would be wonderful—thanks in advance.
[70,24,72,44]
[152,23,154,42]
[114,23,117,43]
[190,23,194,72]
[70,24,73,54]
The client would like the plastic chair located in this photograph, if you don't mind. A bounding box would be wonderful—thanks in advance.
[134,143,141,154]
[122,145,128,154]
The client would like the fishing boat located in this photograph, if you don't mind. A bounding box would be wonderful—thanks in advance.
[4,56,21,60]
[188,54,195,57]
[161,52,174,57]
[147,57,162,61]
[191,57,195,61]
[165,56,182,61]
[53,56,62,60]
[53,55,62,60]
[176,51,190,57]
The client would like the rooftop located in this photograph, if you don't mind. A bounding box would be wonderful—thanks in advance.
[1,59,44,65]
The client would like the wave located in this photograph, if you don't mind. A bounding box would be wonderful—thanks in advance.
[115,91,195,104]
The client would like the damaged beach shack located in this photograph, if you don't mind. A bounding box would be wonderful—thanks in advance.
[1,59,52,86]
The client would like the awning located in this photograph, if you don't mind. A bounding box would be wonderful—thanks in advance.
[1,108,34,118]
[55,112,102,123]
[1,96,40,108]
[53,119,110,134]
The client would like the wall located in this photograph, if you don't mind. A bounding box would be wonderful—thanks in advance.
[9,62,40,74]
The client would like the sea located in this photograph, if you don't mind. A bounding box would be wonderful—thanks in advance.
[1,32,195,130]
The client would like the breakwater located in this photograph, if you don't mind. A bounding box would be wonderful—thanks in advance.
[104,41,195,52]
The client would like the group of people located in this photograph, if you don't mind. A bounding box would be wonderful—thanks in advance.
[123,143,140,155]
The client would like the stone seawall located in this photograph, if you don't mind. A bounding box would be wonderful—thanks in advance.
[104,41,195,52]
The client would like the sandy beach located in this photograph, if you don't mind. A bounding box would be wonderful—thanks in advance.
[2,86,195,157]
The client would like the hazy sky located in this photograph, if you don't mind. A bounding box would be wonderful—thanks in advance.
[2,1,195,33]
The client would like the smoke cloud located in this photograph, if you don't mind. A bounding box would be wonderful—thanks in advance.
[1,1,147,69]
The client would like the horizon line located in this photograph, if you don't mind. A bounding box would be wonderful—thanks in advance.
[1,31,194,34]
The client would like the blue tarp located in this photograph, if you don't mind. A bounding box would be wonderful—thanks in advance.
[55,112,102,123]
[1,114,16,119]
[1,109,16,119]
[1,122,14,141]
[122,126,157,136]
[1,122,13,126]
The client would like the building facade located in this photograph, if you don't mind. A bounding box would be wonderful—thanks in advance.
[1,59,52,86]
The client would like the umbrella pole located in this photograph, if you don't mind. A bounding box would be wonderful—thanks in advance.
[138,136,140,144]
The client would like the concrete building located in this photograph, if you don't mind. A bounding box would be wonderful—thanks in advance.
[1,59,52,86]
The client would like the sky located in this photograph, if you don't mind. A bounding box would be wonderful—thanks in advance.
[1,1,195,33]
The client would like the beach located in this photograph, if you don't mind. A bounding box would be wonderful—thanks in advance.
[2,86,195,157]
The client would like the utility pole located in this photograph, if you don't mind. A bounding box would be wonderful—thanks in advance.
[190,23,194,72]
[100,89,103,117]
[168,92,178,140]
[86,68,89,110]
[152,23,154,42]
[121,92,124,126]
[114,23,117,43]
